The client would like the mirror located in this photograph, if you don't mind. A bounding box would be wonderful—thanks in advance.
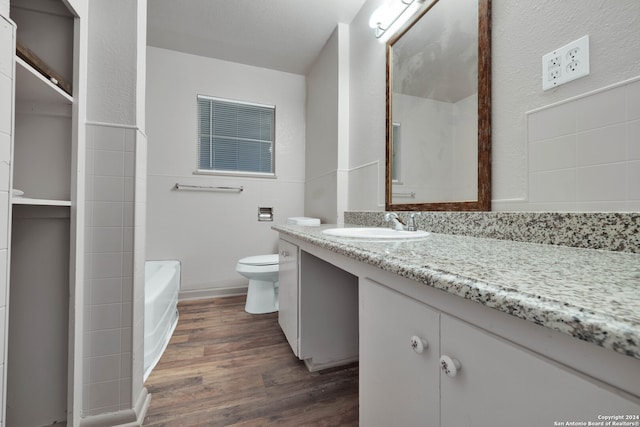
[385,0,491,211]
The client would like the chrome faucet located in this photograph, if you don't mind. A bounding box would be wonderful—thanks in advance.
[384,212,405,231]
[407,212,420,231]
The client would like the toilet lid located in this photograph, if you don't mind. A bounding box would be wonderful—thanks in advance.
[238,254,279,266]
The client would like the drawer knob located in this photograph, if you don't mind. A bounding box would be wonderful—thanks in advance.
[280,250,289,257]
[440,355,461,377]
[410,336,428,354]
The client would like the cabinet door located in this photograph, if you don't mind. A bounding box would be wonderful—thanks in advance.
[278,239,299,356]
[440,314,640,427]
[359,278,440,427]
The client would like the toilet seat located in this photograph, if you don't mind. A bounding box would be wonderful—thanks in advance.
[238,254,279,266]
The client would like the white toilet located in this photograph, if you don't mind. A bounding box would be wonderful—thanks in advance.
[237,217,320,314]
[236,254,280,314]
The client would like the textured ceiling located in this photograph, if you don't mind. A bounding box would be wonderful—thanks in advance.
[147,0,368,75]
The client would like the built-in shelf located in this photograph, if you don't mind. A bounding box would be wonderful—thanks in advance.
[16,41,72,95]
[15,56,73,105]
[12,197,71,207]
[7,1,76,425]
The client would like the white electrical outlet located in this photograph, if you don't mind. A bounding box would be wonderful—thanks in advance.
[542,35,590,90]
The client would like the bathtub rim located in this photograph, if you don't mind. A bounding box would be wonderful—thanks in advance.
[144,259,181,382]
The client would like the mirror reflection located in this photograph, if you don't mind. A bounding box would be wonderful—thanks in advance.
[386,0,491,211]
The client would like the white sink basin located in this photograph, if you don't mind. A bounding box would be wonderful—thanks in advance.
[322,227,429,240]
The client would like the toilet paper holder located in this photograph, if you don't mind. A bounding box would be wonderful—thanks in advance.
[258,207,273,221]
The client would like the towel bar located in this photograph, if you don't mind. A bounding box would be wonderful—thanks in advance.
[174,183,244,192]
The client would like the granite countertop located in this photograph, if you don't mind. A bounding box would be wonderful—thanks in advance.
[273,223,640,361]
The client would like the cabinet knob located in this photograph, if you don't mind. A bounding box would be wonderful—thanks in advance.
[280,250,289,257]
[439,355,461,377]
[410,336,428,354]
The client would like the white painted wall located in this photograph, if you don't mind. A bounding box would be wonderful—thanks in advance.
[348,0,387,210]
[304,23,350,224]
[305,27,339,222]
[491,0,640,210]
[87,0,138,126]
[336,23,351,224]
[146,47,305,297]
[348,0,640,211]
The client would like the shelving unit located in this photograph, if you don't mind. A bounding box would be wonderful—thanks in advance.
[12,26,73,204]
[11,197,71,206]
[15,56,73,104]
[6,0,77,426]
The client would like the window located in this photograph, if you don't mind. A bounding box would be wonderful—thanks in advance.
[197,95,275,175]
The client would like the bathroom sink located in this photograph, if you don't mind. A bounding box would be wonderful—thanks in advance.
[322,227,429,240]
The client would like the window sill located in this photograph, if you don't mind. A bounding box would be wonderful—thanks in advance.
[193,169,277,179]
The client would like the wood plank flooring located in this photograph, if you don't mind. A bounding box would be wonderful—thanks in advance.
[143,296,359,426]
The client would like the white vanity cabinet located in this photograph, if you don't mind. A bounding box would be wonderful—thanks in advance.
[278,238,359,371]
[360,277,640,427]
[278,238,299,356]
[359,278,440,426]
[440,314,640,426]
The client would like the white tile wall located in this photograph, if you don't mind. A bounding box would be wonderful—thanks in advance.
[93,202,124,226]
[0,75,10,139]
[84,124,139,416]
[576,124,626,166]
[0,19,11,76]
[529,134,576,173]
[90,328,121,356]
[0,196,6,252]
[629,120,640,159]
[629,161,640,200]
[130,129,146,408]
[0,16,13,427]
[528,100,575,142]
[0,133,10,191]
[94,150,124,177]
[575,85,627,131]
[0,251,5,308]
[527,78,640,211]
[575,164,626,201]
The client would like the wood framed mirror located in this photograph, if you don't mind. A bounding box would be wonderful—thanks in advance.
[385,0,491,211]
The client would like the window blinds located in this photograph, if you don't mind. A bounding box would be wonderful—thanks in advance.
[197,95,275,174]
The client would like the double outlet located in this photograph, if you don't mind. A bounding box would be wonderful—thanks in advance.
[542,35,590,90]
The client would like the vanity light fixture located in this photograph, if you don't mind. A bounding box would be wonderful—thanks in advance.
[369,0,426,41]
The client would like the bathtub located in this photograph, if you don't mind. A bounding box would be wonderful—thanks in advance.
[144,260,180,381]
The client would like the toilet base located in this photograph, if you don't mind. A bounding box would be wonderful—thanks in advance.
[245,279,279,314]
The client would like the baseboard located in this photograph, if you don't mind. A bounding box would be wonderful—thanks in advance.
[178,284,248,301]
[133,386,152,426]
[79,387,150,427]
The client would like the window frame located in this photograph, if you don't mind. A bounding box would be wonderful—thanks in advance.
[195,94,277,178]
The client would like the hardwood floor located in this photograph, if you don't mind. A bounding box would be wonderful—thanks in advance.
[143,296,359,426]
